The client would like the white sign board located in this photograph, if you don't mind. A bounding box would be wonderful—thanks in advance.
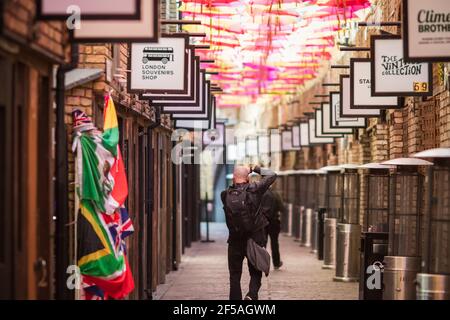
[341,76,380,117]
[38,0,140,19]
[309,119,334,144]
[162,72,205,114]
[203,122,225,146]
[282,131,300,151]
[72,0,158,43]
[371,35,432,96]
[322,103,353,134]
[300,123,310,147]
[350,59,400,109]
[270,131,282,153]
[292,125,301,147]
[316,110,342,138]
[330,92,366,128]
[142,51,198,104]
[129,37,188,93]
[404,0,450,62]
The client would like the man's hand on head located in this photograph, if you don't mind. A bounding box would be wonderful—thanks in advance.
[253,166,261,175]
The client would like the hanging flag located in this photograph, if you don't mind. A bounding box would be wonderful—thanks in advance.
[103,95,128,214]
[72,98,134,300]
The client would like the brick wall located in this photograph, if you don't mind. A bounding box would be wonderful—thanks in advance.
[2,0,68,62]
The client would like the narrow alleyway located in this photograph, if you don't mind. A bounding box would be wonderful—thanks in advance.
[155,223,358,300]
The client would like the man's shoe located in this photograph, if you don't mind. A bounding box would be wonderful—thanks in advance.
[274,261,283,270]
[244,295,252,300]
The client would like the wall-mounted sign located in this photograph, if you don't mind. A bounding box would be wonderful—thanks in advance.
[37,0,141,20]
[129,35,188,94]
[281,130,301,151]
[321,103,353,135]
[315,109,343,138]
[330,92,367,129]
[371,35,432,96]
[172,81,211,121]
[350,58,401,109]
[72,0,158,43]
[292,125,301,148]
[141,51,198,103]
[203,121,225,146]
[176,95,215,131]
[403,0,450,62]
[162,71,205,114]
[341,75,380,118]
[175,119,210,131]
[309,119,334,144]
[270,130,282,153]
[300,123,310,147]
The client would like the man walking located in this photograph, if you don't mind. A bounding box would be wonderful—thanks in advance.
[260,186,284,269]
[221,165,277,300]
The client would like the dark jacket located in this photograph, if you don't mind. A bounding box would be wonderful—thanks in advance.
[260,189,285,228]
[221,167,277,243]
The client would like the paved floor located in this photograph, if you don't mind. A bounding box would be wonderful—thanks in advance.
[155,223,358,300]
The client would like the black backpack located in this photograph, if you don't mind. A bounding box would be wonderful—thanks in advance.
[225,185,255,233]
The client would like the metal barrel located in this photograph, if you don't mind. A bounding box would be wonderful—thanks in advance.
[287,203,293,237]
[334,223,361,282]
[293,205,301,241]
[416,273,450,300]
[323,217,337,269]
[300,208,313,247]
[310,211,318,254]
[382,256,420,300]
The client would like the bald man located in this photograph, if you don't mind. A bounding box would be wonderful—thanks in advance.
[221,165,277,300]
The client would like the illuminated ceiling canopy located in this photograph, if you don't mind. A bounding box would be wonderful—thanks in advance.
[182,0,372,108]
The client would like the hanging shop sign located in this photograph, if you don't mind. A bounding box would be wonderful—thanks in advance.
[350,58,401,109]
[258,134,270,154]
[140,51,198,103]
[341,75,381,118]
[173,81,211,121]
[174,84,214,131]
[308,119,334,145]
[315,109,344,138]
[321,103,353,135]
[300,122,311,147]
[371,35,432,96]
[292,125,301,148]
[72,0,158,43]
[203,117,226,146]
[37,0,142,20]
[128,35,188,94]
[330,92,367,129]
[282,130,301,151]
[403,0,450,62]
[270,129,282,153]
[162,71,206,114]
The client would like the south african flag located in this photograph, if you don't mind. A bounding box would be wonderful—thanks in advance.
[73,95,134,300]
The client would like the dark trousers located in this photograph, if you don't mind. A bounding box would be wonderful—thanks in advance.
[266,223,281,267]
[228,239,262,300]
